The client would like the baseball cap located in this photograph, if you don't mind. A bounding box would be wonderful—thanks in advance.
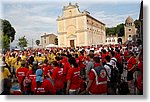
[36,69,43,82]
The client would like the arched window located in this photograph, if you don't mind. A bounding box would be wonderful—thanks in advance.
[69,10,72,16]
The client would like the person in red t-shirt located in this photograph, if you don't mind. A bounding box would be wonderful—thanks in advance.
[136,75,143,95]
[51,61,64,95]
[16,61,29,93]
[40,59,52,80]
[101,49,107,66]
[86,57,107,95]
[61,55,70,79]
[66,57,81,95]
[59,54,70,93]
[23,64,38,94]
[31,69,56,95]
[75,54,79,64]
[127,51,136,95]
[115,49,122,64]
[78,51,86,78]
[124,48,129,62]
[136,51,143,75]
[135,51,143,94]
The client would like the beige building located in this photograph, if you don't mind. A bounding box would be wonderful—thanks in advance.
[57,3,106,47]
[106,34,118,45]
[41,33,57,48]
[106,34,124,45]
[124,16,137,42]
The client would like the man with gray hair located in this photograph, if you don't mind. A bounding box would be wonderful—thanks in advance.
[85,52,94,82]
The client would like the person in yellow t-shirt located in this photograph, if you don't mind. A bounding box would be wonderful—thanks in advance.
[37,54,43,62]
[0,62,11,80]
[47,53,51,62]
[10,53,17,74]
[34,55,38,62]
[50,53,56,61]
[41,54,46,62]
[14,57,21,72]
[21,55,27,61]
[10,56,17,68]
[5,56,10,67]
[7,55,12,67]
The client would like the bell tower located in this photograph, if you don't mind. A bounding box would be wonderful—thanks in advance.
[124,16,137,42]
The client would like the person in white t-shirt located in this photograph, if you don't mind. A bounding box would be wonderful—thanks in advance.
[104,55,114,94]
[109,51,117,69]
[104,55,111,82]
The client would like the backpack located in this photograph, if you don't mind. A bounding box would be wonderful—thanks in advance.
[91,66,107,85]
[111,59,123,74]
[105,64,120,83]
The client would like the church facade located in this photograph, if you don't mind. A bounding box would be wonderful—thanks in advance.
[57,3,106,47]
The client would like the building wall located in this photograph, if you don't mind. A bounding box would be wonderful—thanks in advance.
[41,34,57,48]
[105,36,118,45]
[124,25,137,42]
[124,16,137,42]
[57,3,105,47]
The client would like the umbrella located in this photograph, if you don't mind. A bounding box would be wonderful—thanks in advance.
[45,44,58,48]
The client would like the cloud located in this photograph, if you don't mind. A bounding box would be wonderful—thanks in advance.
[1,0,141,47]
[1,0,141,4]
[92,10,138,27]
[2,4,58,47]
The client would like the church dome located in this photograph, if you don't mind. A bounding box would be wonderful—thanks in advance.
[125,16,134,23]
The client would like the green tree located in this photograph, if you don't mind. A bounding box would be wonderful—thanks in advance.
[106,23,124,37]
[116,23,124,37]
[134,19,141,28]
[35,40,40,46]
[55,37,58,45]
[1,35,10,50]
[0,19,16,50]
[106,27,117,36]
[18,36,28,48]
[134,19,141,36]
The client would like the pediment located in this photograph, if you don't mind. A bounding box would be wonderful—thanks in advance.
[67,34,77,38]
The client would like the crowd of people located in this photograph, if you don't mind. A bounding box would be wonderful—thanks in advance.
[0,40,143,95]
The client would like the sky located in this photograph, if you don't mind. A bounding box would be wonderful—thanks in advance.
[0,0,142,47]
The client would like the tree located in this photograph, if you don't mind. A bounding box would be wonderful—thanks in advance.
[54,37,58,45]
[18,36,28,48]
[116,23,124,37]
[134,19,141,28]
[106,23,124,37]
[35,40,40,46]
[1,35,10,50]
[106,27,117,36]
[134,20,141,37]
[0,19,16,50]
